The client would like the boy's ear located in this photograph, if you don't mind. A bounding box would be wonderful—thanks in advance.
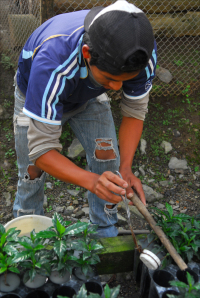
[82,45,91,59]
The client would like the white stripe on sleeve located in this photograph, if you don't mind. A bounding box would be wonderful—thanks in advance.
[47,57,78,119]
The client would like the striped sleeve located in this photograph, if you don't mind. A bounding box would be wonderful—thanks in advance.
[23,42,80,125]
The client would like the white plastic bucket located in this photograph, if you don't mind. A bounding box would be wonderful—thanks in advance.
[4,215,53,237]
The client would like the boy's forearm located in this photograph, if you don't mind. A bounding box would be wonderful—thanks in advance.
[35,149,129,204]
[119,116,143,170]
[35,149,98,193]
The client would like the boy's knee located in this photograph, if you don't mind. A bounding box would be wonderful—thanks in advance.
[24,165,43,181]
[94,138,117,161]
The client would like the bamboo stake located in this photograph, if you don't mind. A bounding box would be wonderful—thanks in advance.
[130,193,188,271]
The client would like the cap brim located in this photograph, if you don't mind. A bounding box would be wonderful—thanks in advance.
[84,6,104,32]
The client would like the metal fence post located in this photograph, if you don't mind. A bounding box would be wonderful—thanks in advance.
[40,0,54,24]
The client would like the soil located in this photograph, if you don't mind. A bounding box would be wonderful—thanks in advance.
[0,62,200,297]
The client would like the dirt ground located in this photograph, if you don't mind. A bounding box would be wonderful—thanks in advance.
[0,61,200,297]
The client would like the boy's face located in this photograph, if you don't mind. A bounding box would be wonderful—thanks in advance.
[82,45,140,91]
[89,64,139,90]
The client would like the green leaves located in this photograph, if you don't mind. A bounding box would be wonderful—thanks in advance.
[150,204,200,265]
[13,251,33,263]
[170,280,189,288]
[52,213,66,228]
[105,284,120,298]
[165,203,173,219]
[57,284,122,298]
[169,272,200,298]
[54,240,67,258]
[0,213,104,286]
[0,224,5,235]
[36,230,57,239]
[56,220,66,236]
[0,253,20,275]
[0,224,22,280]
[75,285,88,298]
[64,222,88,236]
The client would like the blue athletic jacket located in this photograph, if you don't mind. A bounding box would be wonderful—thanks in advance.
[17,10,157,126]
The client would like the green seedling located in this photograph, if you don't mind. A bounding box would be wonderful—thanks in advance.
[82,160,87,167]
[1,54,14,70]
[1,167,10,186]
[168,272,200,298]
[60,123,74,146]
[70,224,103,276]
[149,203,200,267]
[13,229,51,282]
[174,60,184,66]
[0,224,21,283]
[46,205,53,212]
[14,161,18,172]
[3,127,10,132]
[5,149,15,158]
[76,156,81,162]
[58,284,121,298]
[35,213,90,277]
[3,100,12,109]
[54,180,61,186]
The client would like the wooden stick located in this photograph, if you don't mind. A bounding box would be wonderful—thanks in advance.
[118,229,150,235]
[130,193,188,271]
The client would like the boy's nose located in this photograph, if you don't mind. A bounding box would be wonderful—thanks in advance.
[108,81,123,91]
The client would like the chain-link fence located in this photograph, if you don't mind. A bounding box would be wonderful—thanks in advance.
[0,0,40,68]
[0,0,200,97]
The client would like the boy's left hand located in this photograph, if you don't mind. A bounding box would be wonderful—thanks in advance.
[119,167,146,206]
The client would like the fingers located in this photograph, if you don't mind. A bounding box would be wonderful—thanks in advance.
[99,171,128,195]
[95,188,123,204]
[126,177,146,206]
[93,171,128,204]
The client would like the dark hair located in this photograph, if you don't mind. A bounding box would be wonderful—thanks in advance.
[83,32,148,75]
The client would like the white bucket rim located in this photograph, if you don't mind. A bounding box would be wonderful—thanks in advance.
[4,215,52,229]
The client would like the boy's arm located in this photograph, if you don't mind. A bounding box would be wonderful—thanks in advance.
[118,116,146,205]
[35,149,128,204]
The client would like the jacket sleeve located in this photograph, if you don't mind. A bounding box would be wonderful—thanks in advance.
[120,92,149,121]
[27,118,63,164]
[120,40,157,120]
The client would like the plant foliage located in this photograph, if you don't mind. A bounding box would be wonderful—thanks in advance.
[0,213,103,284]
[57,283,121,298]
[167,272,200,298]
[149,203,200,267]
[13,229,51,282]
[0,224,21,276]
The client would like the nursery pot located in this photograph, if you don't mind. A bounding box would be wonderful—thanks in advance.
[73,266,96,281]
[1,294,22,298]
[53,286,76,298]
[49,270,70,284]
[4,215,52,237]
[153,270,174,288]
[25,290,50,298]
[85,281,103,296]
[0,273,20,292]
[23,273,47,289]
[176,268,198,284]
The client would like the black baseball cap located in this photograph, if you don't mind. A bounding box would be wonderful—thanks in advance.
[84,0,154,70]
